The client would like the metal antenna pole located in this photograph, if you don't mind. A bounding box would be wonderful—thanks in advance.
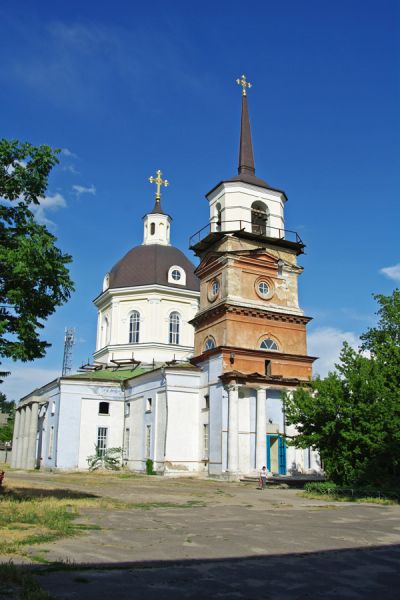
[62,328,75,376]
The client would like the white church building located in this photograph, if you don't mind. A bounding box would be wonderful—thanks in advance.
[11,78,321,478]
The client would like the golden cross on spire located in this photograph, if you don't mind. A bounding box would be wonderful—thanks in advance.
[148,169,169,201]
[236,74,252,96]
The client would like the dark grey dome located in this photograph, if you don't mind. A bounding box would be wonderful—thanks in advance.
[108,244,199,292]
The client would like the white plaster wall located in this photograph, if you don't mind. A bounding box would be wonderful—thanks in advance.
[94,286,199,365]
[163,371,202,474]
[78,395,125,469]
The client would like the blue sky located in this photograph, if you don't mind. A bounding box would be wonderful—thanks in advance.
[1,0,399,400]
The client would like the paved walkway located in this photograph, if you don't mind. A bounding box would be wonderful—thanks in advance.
[3,471,400,598]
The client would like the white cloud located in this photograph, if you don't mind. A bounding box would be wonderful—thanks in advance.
[1,366,61,403]
[73,184,96,197]
[61,148,77,158]
[62,164,80,175]
[308,327,360,378]
[380,263,400,282]
[31,192,66,226]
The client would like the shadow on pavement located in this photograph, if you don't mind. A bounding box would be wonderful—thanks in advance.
[33,543,400,599]
[0,486,99,500]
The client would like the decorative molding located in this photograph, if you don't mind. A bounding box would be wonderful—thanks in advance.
[191,303,311,327]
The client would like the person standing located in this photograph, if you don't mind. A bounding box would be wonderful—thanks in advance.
[259,466,268,490]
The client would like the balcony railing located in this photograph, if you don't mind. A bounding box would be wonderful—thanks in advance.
[189,220,303,249]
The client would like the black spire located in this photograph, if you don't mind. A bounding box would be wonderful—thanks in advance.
[238,94,255,176]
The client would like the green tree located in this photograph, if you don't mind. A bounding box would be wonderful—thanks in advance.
[0,391,15,443]
[0,140,74,376]
[284,290,400,487]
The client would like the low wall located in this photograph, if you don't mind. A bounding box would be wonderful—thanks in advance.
[0,449,12,464]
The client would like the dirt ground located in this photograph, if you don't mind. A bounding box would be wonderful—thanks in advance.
[1,470,400,599]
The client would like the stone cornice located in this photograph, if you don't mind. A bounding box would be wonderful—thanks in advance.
[191,345,316,365]
[219,369,311,388]
[190,303,312,327]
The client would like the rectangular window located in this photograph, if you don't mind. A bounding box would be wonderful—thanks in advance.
[124,428,130,459]
[51,401,56,415]
[99,402,110,415]
[97,427,108,456]
[169,313,180,345]
[146,397,152,412]
[203,395,210,410]
[48,426,54,459]
[146,425,151,459]
[125,402,130,417]
[265,360,271,376]
[129,312,140,344]
[203,424,209,458]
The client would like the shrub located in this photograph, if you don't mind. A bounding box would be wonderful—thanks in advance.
[146,459,155,475]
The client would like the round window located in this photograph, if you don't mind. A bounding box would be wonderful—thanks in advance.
[258,281,269,296]
[208,278,220,302]
[171,269,181,281]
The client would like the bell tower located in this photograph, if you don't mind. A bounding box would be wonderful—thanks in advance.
[189,76,316,478]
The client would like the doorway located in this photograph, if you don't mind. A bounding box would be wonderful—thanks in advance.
[266,434,286,475]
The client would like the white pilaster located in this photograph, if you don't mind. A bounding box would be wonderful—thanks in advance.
[16,407,26,468]
[21,405,31,469]
[26,402,39,469]
[11,409,21,468]
[227,384,239,475]
[256,388,267,470]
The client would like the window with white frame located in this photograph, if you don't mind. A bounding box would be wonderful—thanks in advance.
[97,427,108,456]
[146,397,152,412]
[129,311,140,343]
[168,266,186,286]
[169,312,180,344]
[203,424,209,458]
[125,402,130,417]
[146,425,151,458]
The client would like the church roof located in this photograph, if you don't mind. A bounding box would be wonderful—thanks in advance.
[108,244,199,292]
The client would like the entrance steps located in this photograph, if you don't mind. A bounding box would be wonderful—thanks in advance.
[240,474,325,488]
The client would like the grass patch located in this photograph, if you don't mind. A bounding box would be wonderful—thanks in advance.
[302,482,399,505]
[0,562,54,599]
[0,484,129,556]
[0,483,206,556]
[302,491,395,505]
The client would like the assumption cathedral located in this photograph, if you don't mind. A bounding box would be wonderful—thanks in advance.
[11,77,321,478]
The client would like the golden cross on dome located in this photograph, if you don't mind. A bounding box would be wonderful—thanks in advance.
[148,169,169,200]
[236,74,252,96]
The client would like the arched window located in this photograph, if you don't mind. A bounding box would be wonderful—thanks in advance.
[102,316,109,347]
[260,338,279,351]
[251,201,268,236]
[169,312,180,345]
[150,222,155,235]
[204,337,216,351]
[215,202,222,231]
[129,311,140,343]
